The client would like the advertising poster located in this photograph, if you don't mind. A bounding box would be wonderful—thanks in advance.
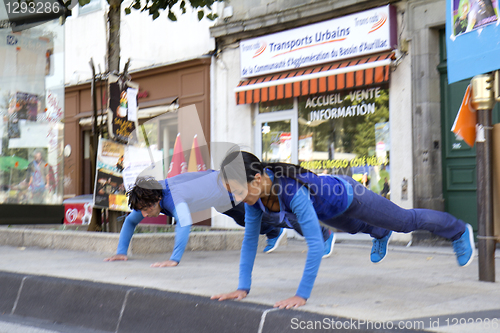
[6,92,41,139]
[10,92,41,122]
[446,0,500,83]
[108,74,139,143]
[453,0,498,36]
[122,145,164,192]
[93,139,128,211]
[299,134,314,162]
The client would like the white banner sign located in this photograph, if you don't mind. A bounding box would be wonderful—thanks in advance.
[240,5,397,78]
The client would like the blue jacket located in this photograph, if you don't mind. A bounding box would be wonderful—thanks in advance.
[116,170,233,262]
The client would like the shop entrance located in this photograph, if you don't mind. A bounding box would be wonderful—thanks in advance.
[255,109,298,164]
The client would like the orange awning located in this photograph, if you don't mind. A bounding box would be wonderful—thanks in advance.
[235,52,394,105]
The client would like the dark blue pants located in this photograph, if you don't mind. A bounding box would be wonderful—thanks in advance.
[322,176,466,241]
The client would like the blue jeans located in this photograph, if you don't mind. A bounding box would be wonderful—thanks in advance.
[322,176,466,241]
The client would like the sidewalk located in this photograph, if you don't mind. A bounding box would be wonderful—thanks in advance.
[0,238,499,332]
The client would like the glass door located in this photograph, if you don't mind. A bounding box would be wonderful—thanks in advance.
[255,109,298,164]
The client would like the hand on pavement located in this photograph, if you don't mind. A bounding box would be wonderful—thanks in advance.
[150,260,179,267]
[273,296,307,309]
[211,290,248,301]
[104,254,128,262]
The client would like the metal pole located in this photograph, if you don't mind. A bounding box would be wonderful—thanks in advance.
[88,58,103,232]
[476,109,495,282]
[471,74,496,282]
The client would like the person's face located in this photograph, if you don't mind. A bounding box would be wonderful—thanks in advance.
[226,173,263,205]
[34,152,42,162]
[140,201,161,218]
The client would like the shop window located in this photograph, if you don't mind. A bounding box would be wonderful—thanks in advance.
[0,21,64,205]
[137,112,178,174]
[297,85,390,194]
[256,85,391,195]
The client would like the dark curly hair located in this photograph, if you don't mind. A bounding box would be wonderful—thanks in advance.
[127,177,163,211]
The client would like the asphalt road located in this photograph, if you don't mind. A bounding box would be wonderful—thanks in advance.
[0,314,110,333]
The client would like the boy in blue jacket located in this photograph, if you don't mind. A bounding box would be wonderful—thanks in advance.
[213,151,474,309]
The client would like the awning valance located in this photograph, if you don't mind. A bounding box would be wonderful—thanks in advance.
[235,52,394,105]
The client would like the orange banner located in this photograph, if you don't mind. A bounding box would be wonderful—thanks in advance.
[451,85,476,148]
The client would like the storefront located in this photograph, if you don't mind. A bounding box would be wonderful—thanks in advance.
[234,5,396,196]
[64,57,211,199]
[0,19,65,224]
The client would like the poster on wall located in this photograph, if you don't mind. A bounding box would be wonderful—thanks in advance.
[107,74,139,143]
[298,134,314,161]
[9,92,41,122]
[6,92,42,139]
[446,0,500,83]
[297,85,390,194]
[93,138,128,211]
[122,145,164,192]
[452,0,498,36]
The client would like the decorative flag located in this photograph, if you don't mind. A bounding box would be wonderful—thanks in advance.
[187,135,207,172]
[167,133,187,178]
[451,85,476,148]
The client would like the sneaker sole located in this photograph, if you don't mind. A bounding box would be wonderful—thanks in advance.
[372,232,392,264]
[263,230,286,254]
[460,224,475,267]
[322,233,336,259]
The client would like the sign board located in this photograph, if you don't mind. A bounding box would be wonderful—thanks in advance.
[0,0,68,31]
[107,74,139,143]
[446,0,500,83]
[93,139,128,211]
[239,5,397,78]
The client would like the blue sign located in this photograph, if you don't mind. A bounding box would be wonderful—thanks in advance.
[446,0,500,83]
[6,35,17,45]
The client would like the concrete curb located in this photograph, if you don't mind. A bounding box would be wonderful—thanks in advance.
[0,271,425,333]
[0,228,279,254]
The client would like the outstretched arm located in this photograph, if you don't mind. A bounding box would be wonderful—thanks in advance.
[212,204,262,301]
[104,210,143,261]
[151,202,192,267]
[275,186,323,309]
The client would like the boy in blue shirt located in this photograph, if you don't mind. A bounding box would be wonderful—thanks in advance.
[213,151,474,309]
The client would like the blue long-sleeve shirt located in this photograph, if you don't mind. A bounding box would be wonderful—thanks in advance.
[116,170,233,262]
[238,170,353,299]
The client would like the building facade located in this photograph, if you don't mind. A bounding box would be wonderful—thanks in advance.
[63,0,217,202]
[209,0,483,238]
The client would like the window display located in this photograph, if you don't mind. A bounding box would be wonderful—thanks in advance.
[0,20,64,205]
[298,85,390,194]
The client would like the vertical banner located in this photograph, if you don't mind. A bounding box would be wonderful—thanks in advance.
[167,133,187,178]
[187,135,207,172]
[108,74,139,143]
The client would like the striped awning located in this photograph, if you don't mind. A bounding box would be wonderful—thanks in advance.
[235,52,394,105]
